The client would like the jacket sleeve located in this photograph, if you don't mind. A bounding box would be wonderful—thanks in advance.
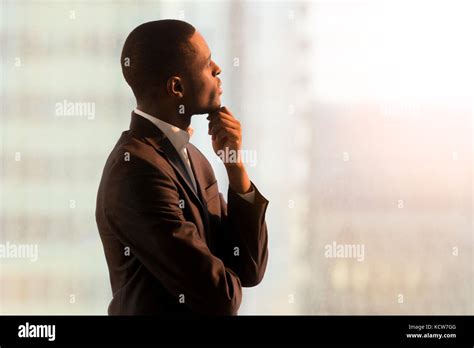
[105,161,242,315]
[213,182,269,287]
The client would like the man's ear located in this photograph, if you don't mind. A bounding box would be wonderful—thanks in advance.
[166,76,184,98]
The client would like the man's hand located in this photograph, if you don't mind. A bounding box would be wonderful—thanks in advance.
[207,106,251,194]
[207,106,242,159]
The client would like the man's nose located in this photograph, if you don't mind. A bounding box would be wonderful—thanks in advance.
[214,63,221,76]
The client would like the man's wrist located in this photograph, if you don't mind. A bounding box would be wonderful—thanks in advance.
[225,162,251,194]
[224,161,245,170]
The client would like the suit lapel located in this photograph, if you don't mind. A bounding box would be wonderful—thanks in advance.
[129,112,203,206]
[186,143,212,249]
[145,136,205,209]
[159,138,197,195]
[186,144,209,206]
[147,135,213,248]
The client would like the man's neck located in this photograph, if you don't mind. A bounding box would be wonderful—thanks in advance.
[136,104,192,131]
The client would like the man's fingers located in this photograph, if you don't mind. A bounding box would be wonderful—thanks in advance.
[209,122,241,137]
[221,106,233,117]
[213,129,238,143]
[210,124,239,137]
[218,110,237,123]
[208,116,240,135]
[207,106,242,144]
[207,107,224,120]
[210,125,240,141]
[208,117,240,132]
[208,112,236,126]
[208,112,240,130]
[208,106,234,120]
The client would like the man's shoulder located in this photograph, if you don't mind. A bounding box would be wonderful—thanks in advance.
[104,131,171,177]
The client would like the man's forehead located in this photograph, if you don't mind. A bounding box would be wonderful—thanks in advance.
[190,31,211,56]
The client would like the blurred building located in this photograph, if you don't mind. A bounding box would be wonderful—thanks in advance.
[0,0,472,314]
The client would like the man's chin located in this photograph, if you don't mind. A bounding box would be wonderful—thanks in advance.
[205,102,222,115]
[193,98,221,116]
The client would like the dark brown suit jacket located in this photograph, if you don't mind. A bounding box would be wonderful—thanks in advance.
[95,112,269,315]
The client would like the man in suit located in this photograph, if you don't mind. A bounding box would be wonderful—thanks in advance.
[95,20,269,315]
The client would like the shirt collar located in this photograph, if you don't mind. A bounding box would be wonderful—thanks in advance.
[134,108,193,151]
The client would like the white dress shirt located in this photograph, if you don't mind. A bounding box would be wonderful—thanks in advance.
[134,108,255,203]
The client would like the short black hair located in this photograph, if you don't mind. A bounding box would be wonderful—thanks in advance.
[121,20,197,101]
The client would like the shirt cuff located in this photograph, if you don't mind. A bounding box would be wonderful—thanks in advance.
[236,187,256,203]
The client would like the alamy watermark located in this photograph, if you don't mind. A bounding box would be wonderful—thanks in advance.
[55,99,95,120]
[0,241,38,262]
[18,322,55,341]
[216,148,257,167]
[324,241,365,262]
